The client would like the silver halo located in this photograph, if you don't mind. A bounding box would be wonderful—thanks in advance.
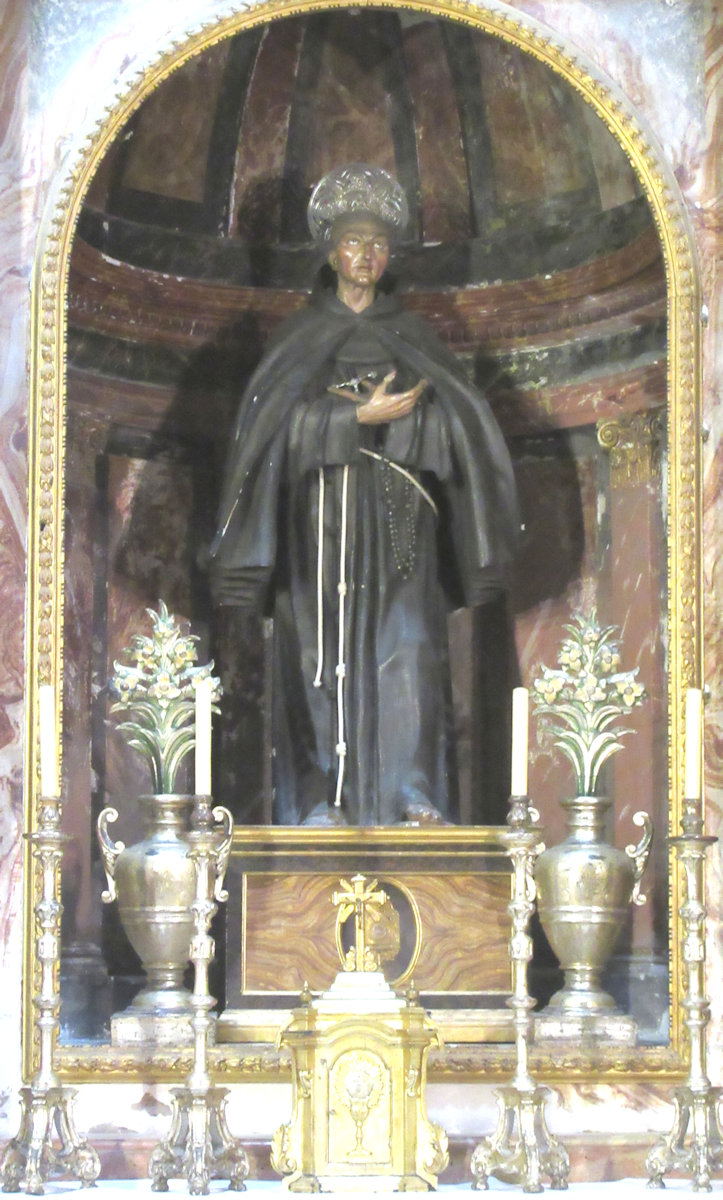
[307,163,409,244]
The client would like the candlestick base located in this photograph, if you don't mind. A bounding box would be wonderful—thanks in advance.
[648,798,721,1191]
[0,1085,101,1195]
[149,803,246,1195]
[470,1085,569,1193]
[471,795,569,1193]
[148,1085,249,1194]
[646,1086,723,1192]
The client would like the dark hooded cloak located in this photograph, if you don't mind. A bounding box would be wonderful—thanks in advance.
[210,285,519,825]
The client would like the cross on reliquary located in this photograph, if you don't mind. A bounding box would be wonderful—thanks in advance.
[332,873,390,972]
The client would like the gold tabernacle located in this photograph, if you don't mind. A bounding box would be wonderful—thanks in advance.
[272,874,448,1192]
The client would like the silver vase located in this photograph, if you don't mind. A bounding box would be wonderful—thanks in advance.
[534,795,651,1016]
[97,793,196,1015]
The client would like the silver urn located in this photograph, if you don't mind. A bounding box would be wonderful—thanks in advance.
[534,794,651,1015]
[97,793,196,1014]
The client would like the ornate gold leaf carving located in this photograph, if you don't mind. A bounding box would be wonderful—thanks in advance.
[597,407,666,487]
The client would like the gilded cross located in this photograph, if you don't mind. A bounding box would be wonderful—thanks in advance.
[332,874,389,972]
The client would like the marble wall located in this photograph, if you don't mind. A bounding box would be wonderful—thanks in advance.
[0,0,719,1175]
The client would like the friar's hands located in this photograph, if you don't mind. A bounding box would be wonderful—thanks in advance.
[329,370,427,424]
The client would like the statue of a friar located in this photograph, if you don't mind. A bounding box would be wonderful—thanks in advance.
[209,163,519,826]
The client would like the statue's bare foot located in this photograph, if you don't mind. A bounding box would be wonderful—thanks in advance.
[400,800,449,826]
[301,802,348,827]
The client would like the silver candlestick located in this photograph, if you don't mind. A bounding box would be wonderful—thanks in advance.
[471,794,570,1193]
[149,797,249,1194]
[1,793,101,1195]
[646,796,723,1191]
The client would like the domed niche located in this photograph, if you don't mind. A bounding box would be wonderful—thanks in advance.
[62,10,668,1048]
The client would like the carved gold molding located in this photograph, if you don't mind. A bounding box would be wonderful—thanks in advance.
[597,407,666,488]
[55,1040,687,1085]
[25,0,701,1081]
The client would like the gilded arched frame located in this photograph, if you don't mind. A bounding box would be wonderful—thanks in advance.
[24,0,702,1081]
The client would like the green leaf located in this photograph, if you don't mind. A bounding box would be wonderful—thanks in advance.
[589,739,623,792]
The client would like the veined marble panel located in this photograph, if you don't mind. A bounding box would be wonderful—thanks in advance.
[402,22,471,242]
[511,1,706,176]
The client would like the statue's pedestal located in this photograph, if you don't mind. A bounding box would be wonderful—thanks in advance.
[272,972,448,1192]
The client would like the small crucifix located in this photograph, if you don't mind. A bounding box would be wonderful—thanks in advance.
[332,873,395,973]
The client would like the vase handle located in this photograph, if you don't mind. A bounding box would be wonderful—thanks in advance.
[211,805,234,902]
[625,810,653,906]
[96,806,125,903]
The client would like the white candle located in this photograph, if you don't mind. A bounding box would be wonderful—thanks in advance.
[38,684,59,797]
[194,677,213,796]
[510,686,529,797]
[684,688,703,801]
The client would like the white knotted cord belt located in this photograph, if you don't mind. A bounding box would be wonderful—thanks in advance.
[310,464,350,807]
[312,467,326,689]
[312,454,436,809]
[334,465,350,806]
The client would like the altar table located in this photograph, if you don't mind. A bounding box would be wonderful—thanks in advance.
[33,1178,714,1195]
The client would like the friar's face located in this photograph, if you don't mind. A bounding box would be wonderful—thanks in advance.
[328,216,390,289]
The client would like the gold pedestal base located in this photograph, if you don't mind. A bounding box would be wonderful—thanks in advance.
[148,1086,249,1195]
[0,1086,101,1195]
[470,1085,569,1194]
[646,1086,723,1192]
